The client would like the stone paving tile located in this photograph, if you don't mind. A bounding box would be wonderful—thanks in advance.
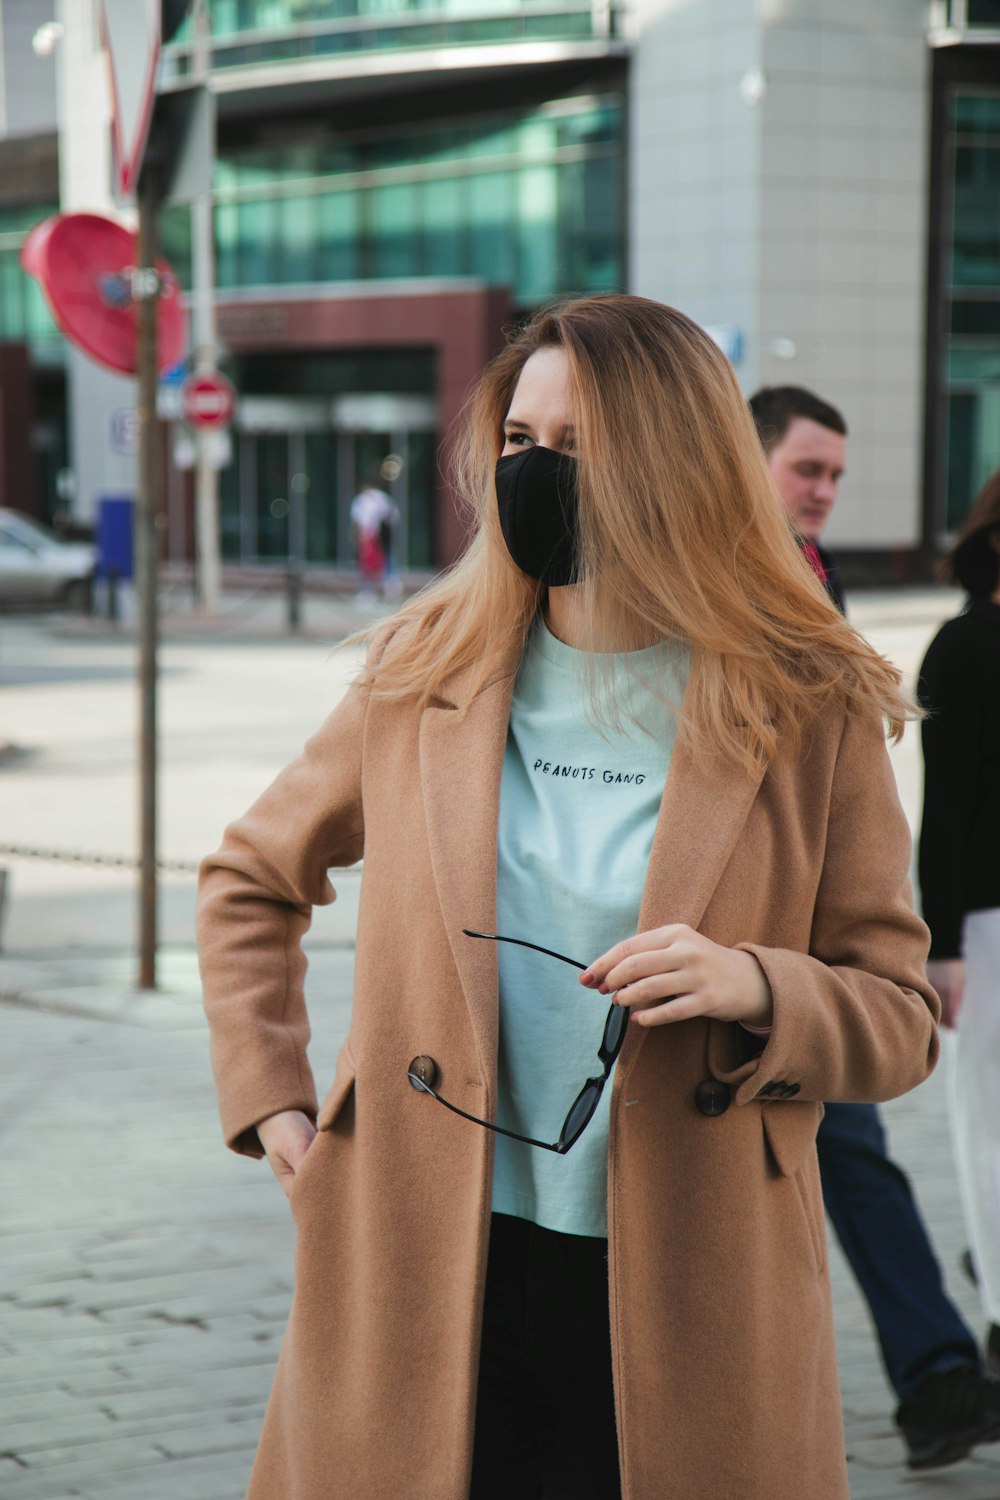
[4,1392,269,1452]
[80,1450,252,1500]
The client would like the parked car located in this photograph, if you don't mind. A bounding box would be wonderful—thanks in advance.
[0,508,95,611]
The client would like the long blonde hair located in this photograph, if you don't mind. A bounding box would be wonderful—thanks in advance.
[360,295,911,770]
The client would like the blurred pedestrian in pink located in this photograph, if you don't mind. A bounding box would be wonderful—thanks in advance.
[350,477,398,601]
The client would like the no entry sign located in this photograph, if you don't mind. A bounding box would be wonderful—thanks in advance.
[180,371,237,429]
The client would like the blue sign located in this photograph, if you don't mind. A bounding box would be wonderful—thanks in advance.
[160,359,188,387]
[95,495,134,581]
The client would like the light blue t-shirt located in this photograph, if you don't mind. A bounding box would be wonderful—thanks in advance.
[493,619,690,1237]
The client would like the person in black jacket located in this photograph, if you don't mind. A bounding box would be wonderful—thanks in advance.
[919,469,1000,1384]
[750,386,1000,1471]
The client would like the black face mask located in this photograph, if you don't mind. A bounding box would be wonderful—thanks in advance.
[495,445,580,586]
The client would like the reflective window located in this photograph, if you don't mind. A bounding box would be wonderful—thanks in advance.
[943,92,1000,530]
[952,145,1000,287]
[209,97,624,302]
[160,204,193,290]
[945,0,1000,24]
[423,177,466,275]
[0,204,61,345]
[469,172,517,284]
[318,191,361,280]
[370,182,421,278]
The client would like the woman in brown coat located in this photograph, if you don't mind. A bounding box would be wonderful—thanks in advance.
[198,295,939,1500]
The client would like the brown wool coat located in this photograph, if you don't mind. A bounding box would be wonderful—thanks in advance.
[197,634,940,1500]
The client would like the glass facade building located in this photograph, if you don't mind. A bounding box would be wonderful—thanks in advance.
[163,96,623,306]
[212,98,622,301]
[5,0,991,573]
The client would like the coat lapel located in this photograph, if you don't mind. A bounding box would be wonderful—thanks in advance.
[637,735,767,936]
[419,650,520,1081]
[619,731,768,1074]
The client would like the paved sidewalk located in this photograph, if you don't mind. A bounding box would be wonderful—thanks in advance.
[0,953,352,1500]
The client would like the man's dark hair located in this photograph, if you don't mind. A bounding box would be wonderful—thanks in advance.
[748,386,847,454]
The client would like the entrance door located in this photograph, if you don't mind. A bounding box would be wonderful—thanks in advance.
[222,394,438,570]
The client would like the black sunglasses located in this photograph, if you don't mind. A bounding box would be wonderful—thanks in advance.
[406,929,628,1154]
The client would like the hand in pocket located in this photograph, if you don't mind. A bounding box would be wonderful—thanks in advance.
[256,1109,318,1198]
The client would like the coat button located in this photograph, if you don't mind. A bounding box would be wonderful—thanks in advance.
[695,1078,732,1117]
[408,1055,439,1091]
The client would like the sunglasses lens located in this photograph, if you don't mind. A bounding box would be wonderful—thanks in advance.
[603,1004,629,1059]
[560,1083,599,1148]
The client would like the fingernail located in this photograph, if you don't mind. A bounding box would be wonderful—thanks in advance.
[598,983,609,996]
[580,971,595,986]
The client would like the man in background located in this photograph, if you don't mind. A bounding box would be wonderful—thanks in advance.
[751,385,845,610]
[750,385,1000,1471]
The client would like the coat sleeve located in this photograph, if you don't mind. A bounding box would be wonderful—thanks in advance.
[197,668,371,1158]
[711,707,940,1106]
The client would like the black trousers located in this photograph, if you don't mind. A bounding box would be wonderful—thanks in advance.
[470,1213,622,1500]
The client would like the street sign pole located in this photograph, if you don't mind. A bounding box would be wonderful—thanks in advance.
[191,0,221,615]
[136,170,162,991]
[192,195,221,615]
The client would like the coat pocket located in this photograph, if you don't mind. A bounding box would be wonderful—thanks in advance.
[762,1101,825,1274]
[316,1041,357,1132]
[288,1128,325,1214]
[761,1099,823,1179]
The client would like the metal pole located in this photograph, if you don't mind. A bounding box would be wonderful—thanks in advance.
[192,0,221,615]
[136,173,161,991]
[192,194,221,614]
[286,565,302,633]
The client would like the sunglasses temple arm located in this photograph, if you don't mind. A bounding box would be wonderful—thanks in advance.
[407,1075,563,1154]
[462,929,588,972]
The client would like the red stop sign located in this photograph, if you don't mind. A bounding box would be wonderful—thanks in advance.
[181,371,236,429]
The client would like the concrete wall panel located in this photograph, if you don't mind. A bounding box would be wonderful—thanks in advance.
[1,0,58,139]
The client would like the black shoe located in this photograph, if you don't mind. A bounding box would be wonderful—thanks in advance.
[988,1326,1000,1382]
[896,1366,1000,1470]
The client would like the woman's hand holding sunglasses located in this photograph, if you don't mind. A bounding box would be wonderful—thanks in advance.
[580,924,773,1030]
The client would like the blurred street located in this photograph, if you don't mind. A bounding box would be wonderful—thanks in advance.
[2,590,999,1499]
